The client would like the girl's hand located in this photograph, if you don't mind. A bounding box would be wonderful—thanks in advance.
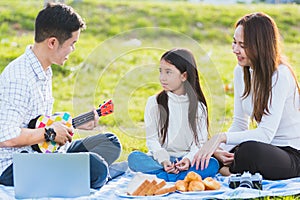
[175,158,190,171]
[214,148,234,166]
[162,160,179,174]
[192,133,227,170]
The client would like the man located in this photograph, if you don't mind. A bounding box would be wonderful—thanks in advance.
[0,3,126,189]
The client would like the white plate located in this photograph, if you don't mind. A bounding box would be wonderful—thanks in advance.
[176,189,226,195]
[115,189,170,198]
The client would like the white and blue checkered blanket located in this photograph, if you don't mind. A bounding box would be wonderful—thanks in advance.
[1,170,300,199]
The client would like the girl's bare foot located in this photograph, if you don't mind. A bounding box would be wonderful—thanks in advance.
[219,166,231,176]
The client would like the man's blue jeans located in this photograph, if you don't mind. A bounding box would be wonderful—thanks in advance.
[67,133,122,189]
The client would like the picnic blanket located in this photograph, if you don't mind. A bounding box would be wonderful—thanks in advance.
[1,170,300,199]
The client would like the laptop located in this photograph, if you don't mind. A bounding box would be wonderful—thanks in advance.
[13,152,90,198]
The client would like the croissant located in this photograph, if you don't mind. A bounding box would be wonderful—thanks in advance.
[188,180,205,191]
[202,177,221,190]
[184,171,202,182]
[175,180,188,192]
[175,171,221,193]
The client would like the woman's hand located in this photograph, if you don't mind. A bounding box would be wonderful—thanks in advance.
[214,148,234,166]
[162,160,179,174]
[175,158,190,171]
[192,133,227,170]
[77,109,99,130]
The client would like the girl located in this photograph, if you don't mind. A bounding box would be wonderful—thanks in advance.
[128,48,219,182]
[192,12,300,180]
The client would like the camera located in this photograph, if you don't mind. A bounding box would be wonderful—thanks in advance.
[229,171,263,190]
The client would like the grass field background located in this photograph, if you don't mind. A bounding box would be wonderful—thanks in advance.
[0,1,300,198]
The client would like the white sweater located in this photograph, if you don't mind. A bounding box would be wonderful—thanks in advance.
[145,91,208,164]
[226,65,300,150]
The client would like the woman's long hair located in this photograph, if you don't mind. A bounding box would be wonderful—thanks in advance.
[156,48,208,146]
[236,12,300,122]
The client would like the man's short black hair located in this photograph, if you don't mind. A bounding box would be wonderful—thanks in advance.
[35,3,86,44]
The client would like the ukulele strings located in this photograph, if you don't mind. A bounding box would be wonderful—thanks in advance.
[72,109,101,128]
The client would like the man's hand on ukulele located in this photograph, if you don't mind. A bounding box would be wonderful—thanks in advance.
[77,109,99,130]
[51,122,73,146]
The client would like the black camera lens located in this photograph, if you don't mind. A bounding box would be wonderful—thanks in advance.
[239,180,254,188]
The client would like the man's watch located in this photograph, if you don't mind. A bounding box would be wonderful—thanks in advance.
[44,127,56,142]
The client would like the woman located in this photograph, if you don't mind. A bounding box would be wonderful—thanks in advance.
[128,48,219,182]
[192,12,300,180]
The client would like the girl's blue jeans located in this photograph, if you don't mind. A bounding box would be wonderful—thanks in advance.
[128,151,219,182]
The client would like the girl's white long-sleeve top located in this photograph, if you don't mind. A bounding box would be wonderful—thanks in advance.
[145,91,208,164]
[226,64,300,150]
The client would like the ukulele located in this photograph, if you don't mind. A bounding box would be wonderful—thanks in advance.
[29,99,113,153]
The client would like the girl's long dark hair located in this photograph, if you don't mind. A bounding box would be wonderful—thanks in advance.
[157,48,208,146]
[236,12,300,122]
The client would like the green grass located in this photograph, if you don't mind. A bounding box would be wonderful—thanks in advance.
[0,1,300,198]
